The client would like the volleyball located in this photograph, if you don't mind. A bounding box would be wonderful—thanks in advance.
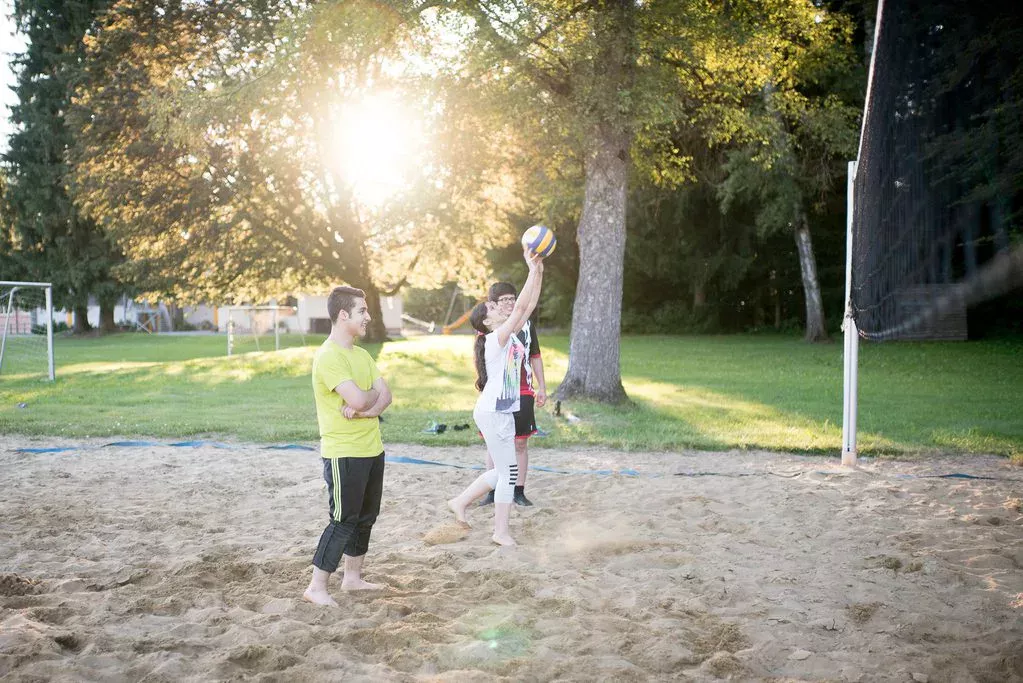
[521,225,557,258]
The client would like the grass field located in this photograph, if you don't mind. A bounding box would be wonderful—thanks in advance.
[1,332,1021,457]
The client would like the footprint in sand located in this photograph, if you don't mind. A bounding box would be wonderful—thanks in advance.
[423,523,470,546]
[0,574,42,597]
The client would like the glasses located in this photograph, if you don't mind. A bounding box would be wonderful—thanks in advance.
[497,295,516,304]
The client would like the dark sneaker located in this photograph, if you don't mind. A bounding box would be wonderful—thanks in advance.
[513,491,534,507]
[479,490,495,506]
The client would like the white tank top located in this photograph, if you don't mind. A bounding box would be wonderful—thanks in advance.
[476,331,526,413]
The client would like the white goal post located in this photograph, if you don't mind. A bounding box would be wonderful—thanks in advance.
[226,305,283,356]
[0,280,55,381]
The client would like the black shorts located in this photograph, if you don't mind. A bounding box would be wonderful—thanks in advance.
[514,394,538,439]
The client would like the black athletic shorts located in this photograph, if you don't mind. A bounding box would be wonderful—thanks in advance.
[514,394,538,439]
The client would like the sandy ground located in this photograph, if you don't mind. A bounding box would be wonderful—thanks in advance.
[1,436,1021,682]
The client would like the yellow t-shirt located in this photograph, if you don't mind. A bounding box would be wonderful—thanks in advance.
[312,339,384,458]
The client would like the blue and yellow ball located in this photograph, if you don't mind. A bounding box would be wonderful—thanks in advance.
[521,225,557,258]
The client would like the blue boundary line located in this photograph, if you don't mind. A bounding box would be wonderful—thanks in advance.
[8,442,1021,481]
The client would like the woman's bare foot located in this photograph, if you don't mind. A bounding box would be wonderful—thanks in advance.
[448,498,470,527]
[340,577,383,591]
[302,587,338,606]
[492,533,517,547]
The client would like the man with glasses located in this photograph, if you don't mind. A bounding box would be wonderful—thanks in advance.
[479,281,547,506]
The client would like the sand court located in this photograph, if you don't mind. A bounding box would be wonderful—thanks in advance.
[1,437,1021,681]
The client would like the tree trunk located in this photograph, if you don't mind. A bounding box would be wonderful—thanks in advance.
[99,303,117,333]
[992,198,1010,253]
[795,215,828,342]
[556,124,629,404]
[771,270,781,329]
[360,281,388,343]
[693,283,706,309]
[73,304,92,334]
[962,203,979,278]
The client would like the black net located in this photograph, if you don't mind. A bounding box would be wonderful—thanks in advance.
[851,0,1023,340]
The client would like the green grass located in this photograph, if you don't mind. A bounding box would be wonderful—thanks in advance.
[1,332,1021,457]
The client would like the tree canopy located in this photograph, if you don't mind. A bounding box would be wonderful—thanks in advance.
[69,0,520,340]
[23,1,1020,380]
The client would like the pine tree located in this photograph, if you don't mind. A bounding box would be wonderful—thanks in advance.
[3,0,126,333]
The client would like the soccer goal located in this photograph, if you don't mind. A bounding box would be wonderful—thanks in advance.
[842,0,1023,465]
[226,305,305,356]
[0,281,55,381]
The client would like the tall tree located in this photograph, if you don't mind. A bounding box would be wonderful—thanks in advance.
[427,0,862,398]
[717,85,861,341]
[698,2,863,341]
[0,171,14,274]
[69,0,510,341]
[3,0,126,333]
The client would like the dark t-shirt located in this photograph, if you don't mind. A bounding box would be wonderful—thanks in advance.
[516,320,541,395]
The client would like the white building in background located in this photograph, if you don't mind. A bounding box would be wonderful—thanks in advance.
[63,294,404,335]
[292,294,403,335]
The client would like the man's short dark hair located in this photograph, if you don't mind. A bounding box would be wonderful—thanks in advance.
[328,286,366,324]
[487,281,517,302]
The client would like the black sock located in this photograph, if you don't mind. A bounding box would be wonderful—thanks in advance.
[514,485,525,494]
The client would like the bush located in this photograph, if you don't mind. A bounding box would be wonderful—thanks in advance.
[621,301,717,334]
[654,301,717,334]
[31,321,69,335]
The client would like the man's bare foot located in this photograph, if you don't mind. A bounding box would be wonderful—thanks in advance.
[340,578,383,591]
[492,533,517,547]
[302,587,338,606]
[448,498,470,527]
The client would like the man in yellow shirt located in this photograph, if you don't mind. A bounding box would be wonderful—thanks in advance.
[303,286,392,607]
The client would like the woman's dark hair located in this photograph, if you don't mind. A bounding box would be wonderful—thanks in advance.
[469,302,490,392]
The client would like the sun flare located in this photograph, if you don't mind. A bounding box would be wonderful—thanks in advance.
[330,93,420,207]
